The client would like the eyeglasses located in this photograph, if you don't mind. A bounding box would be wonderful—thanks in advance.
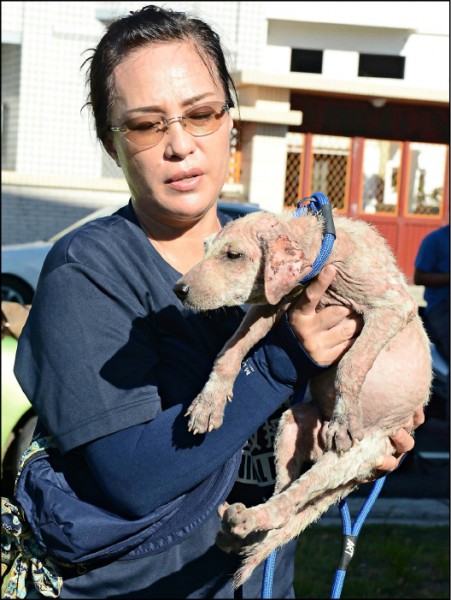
[110,101,231,149]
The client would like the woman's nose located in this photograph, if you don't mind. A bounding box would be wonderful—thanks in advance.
[163,119,196,159]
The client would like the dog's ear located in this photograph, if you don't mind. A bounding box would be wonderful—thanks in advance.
[259,233,306,304]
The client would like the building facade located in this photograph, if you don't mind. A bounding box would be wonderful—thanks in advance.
[2,1,449,280]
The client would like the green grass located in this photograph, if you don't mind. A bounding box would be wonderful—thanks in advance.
[293,524,450,598]
[2,521,448,598]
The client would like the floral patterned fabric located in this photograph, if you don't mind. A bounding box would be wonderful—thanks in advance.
[1,436,63,599]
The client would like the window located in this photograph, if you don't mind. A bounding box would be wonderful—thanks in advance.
[291,49,323,74]
[311,136,351,212]
[358,53,405,79]
[406,143,447,217]
[361,139,402,215]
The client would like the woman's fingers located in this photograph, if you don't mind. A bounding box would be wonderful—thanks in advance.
[288,265,363,366]
[294,265,338,315]
[371,418,425,478]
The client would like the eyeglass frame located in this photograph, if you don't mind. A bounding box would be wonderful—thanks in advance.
[109,101,231,149]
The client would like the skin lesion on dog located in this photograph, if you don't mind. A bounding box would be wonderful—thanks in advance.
[173,210,432,587]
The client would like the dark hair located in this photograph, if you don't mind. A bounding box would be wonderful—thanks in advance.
[82,4,237,144]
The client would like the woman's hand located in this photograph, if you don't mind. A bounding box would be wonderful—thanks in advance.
[375,407,425,474]
[288,264,363,366]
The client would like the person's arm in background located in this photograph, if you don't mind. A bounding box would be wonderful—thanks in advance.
[414,228,450,288]
[414,268,450,288]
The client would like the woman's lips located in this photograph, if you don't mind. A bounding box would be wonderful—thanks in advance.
[166,170,203,192]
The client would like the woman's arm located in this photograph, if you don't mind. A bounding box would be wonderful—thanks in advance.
[414,268,450,288]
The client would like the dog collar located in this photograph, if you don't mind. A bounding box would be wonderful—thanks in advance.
[291,192,336,285]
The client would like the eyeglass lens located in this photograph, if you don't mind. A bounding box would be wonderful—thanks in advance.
[122,101,228,147]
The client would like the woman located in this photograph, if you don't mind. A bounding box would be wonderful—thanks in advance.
[7,5,420,598]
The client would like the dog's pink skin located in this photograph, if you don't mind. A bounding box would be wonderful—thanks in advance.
[176,211,432,586]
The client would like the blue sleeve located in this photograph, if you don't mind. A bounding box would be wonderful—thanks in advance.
[82,315,325,518]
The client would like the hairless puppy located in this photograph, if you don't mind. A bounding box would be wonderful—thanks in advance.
[174,210,432,587]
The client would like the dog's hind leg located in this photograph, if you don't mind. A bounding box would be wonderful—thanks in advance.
[222,432,391,538]
[230,479,359,588]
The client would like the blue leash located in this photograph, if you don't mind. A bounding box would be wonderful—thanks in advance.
[262,547,278,598]
[330,453,406,599]
[330,475,387,599]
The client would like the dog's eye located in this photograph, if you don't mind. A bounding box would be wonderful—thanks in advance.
[226,251,244,260]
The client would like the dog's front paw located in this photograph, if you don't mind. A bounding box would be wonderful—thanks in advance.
[326,414,364,453]
[185,384,232,434]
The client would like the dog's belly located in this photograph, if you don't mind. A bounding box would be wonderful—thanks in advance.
[310,315,431,431]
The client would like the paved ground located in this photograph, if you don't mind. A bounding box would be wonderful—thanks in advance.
[321,497,449,526]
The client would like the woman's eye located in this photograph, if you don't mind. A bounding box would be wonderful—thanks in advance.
[188,107,215,121]
[226,251,244,260]
[126,117,161,131]
[133,122,159,131]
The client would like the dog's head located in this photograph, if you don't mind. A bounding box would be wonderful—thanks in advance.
[173,212,313,309]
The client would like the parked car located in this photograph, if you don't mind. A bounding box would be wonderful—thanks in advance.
[1,201,261,305]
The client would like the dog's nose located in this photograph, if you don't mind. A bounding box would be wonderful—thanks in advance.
[173,281,190,301]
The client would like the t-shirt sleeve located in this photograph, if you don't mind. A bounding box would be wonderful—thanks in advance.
[15,259,163,453]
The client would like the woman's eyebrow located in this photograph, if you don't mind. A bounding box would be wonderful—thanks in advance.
[122,93,218,117]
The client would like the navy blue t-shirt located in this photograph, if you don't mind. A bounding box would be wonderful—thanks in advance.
[14,200,322,598]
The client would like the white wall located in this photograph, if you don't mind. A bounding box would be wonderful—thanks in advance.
[1,0,24,39]
[15,3,105,178]
[263,18,448,90]
[264,2,449,34]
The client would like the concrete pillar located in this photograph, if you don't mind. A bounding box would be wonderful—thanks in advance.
[240,122,289,213]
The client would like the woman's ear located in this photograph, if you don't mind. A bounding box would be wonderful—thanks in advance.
[103,133,121,167]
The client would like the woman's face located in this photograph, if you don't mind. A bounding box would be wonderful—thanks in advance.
[106,42,233,227]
